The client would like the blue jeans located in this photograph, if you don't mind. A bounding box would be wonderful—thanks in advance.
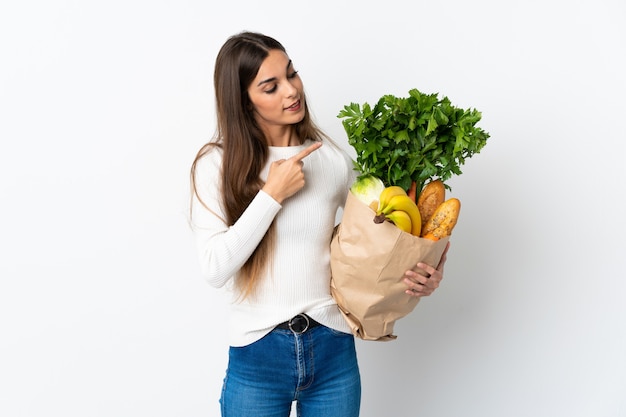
[220,325,361,417]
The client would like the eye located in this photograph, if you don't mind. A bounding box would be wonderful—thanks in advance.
[287,70,299,79]
[264,85,278,94]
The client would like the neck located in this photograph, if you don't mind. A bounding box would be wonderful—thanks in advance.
[265,126,300,147]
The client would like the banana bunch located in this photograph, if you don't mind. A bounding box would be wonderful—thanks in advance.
[372,186,422,236]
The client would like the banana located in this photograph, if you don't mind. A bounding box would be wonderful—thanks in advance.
[376,186,407,216]
[380,195,422,236]
[385,210,412,234]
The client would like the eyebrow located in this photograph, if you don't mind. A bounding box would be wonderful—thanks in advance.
[257,59,293,87]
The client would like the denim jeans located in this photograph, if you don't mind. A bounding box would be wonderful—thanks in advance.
[220,325,361,417]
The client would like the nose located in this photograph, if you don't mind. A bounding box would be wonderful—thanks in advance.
[285,79,298,98]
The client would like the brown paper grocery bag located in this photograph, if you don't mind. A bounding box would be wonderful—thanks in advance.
[330,191,450,341]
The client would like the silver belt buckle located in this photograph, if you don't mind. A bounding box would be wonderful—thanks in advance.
[288,314,310,334]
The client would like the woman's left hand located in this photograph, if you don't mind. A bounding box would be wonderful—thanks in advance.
[403,242,450,297]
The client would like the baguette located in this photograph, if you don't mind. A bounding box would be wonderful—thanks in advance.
[421,198,461,240]
[417,180,445,231]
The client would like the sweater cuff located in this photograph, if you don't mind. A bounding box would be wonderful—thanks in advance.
[256,189,282,208]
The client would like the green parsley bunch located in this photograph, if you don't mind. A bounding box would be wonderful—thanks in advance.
[338,88,490,194]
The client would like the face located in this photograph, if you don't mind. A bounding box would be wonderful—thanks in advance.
[247,49,305,137]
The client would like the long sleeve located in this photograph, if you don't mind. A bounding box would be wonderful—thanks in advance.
[190,147,281,288]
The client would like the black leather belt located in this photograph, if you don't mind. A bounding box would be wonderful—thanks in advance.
[275,314,321,334]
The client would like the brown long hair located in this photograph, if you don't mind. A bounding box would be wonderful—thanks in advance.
[190,31,327,298]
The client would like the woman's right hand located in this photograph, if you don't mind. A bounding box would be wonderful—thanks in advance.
[262,142,322,204]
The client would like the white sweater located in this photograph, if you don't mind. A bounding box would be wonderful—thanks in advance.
[190,139,356,346]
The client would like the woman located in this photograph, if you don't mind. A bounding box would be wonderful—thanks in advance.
[190,31,448,417]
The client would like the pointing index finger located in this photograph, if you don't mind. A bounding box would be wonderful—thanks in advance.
[291,142,322,162]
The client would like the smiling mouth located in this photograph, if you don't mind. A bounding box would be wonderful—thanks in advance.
[286,100,301,110]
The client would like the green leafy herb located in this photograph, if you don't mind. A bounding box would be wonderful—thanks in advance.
[338,88,490,193]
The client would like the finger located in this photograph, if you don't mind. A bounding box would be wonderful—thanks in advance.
[290,142,322,162]
[406,288,422,297]
[406,284,429,297]
[404,277,430,292]
[405,283,421,296]
[416,262,436,277]
[404,272,427,285]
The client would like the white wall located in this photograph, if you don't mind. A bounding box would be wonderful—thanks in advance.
[1,1,625,416]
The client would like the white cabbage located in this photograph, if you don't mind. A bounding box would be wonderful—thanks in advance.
[350,175,385,207]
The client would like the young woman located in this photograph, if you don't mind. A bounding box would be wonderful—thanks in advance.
[190,31,448,417]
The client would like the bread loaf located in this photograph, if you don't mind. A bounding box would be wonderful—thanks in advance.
[421,198,461,240]
[417,180,445,231]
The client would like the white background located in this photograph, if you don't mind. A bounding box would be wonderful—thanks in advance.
[1,1,625,416]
